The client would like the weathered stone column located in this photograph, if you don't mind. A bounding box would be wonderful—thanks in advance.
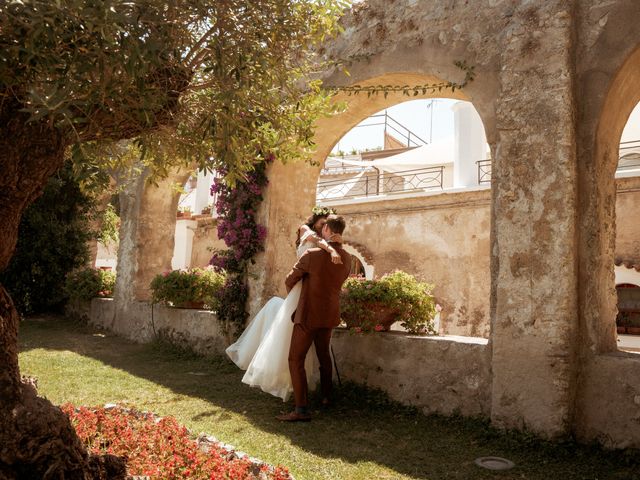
[489,2,579,438]
[112,167,188,336]
[247,161,319,319]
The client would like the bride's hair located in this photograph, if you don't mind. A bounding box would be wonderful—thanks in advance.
[295,207,337,247]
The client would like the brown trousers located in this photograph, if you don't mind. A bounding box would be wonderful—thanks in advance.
[288,324,333,408]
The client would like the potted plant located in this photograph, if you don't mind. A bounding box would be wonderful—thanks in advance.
[150,267,225,309]
[340,270,437,334]
[65,267,116,301]
[177,206,192,219]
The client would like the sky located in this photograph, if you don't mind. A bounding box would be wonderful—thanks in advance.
[331,98,640,155]
[330,98,459,154]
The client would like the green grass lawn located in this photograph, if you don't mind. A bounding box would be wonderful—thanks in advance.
[18,316,640,480]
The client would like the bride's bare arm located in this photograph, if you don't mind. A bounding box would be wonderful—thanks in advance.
[299,225,343,264]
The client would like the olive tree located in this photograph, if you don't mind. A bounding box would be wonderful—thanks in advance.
[0,0,345,477]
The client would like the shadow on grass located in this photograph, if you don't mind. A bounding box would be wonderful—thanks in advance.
[18,316,640,480]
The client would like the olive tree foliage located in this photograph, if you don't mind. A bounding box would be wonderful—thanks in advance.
[1,0,346,185]
[0,1,348,477]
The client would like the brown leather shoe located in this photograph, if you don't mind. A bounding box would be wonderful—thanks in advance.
[276,410,311,422]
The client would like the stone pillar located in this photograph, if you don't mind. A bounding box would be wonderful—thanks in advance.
[453,101,487,188]
[246,161,319,320]
[113,167,188,333]
[490,2,579,438]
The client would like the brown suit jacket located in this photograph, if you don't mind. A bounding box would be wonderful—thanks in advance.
[285,242,351,329]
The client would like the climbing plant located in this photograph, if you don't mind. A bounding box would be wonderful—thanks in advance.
[209,157,272,331]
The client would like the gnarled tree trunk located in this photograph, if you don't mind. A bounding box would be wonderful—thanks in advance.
[0,109,125,479]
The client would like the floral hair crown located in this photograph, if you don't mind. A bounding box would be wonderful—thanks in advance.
[311,206,336,216]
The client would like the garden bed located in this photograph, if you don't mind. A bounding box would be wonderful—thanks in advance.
[63,404,292,480]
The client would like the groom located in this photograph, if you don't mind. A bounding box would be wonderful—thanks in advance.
[277,215,351,422]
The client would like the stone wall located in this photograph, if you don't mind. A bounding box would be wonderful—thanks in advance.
[333,188,491,338]
[616,176,640,262]
[77,298,491,420]
[245,0,640,447]
[103,0,640,449]
[332,330,491,417]
[190,217,226,268]
[81,298,234,357]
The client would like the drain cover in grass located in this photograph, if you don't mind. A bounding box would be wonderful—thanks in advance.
[474,456,515,470]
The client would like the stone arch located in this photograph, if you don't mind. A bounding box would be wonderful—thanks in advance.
[251,65,499,316]
[343,242,374,280]
[578,45,640,354]
[312,72,496,168]
[113,167,191,332]
[574,1,640,447]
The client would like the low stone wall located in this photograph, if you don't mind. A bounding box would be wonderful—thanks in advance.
[74,299,491,418]
[80,298,233,357]
[71,298,640,447]
[576,352,640,449]
[331,329,491,417]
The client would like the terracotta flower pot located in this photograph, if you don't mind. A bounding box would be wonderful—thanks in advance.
[342,302,398,331]
[626,326,640,335]
[174,301,205,309]
[617,326,627,334]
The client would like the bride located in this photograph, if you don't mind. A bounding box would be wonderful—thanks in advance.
[226,207,343,401]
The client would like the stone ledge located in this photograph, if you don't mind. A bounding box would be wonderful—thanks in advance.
[331,328,491,417]
[77,300,491,418]
[76,298,234,357]
[577,351,640,449]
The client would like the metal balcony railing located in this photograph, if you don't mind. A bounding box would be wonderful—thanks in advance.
[354,111,428,148]
[474,142,640,185]
[317,166,444,202]
[476,159,492,185]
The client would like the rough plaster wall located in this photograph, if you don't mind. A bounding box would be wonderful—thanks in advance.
[251,0,579,438]
[113,168,187,337]
[246,161,320,319]
[337,189,491,337]
[575,0,640,357]
[319,0,580,438]
[190,218,226,268]
[488,1,579,437]
[615,177,640,262]
[576,353,640,449]
[96,0,640,447]
[113,170,146,335]
[133,172,187,300]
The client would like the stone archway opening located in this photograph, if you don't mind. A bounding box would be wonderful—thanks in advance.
[310,74,493,338]
[589,46,640,354]
[172,170,222,270]
[615,101,640,351]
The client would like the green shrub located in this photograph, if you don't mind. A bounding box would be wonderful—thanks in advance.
[341,271,437,334]
[0,163,96,314]
[150,268,226,310]
[65,268,116,301]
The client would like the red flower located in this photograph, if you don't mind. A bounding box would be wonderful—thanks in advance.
[61,404,291,479]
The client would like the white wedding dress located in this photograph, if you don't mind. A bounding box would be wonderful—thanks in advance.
[225,234,319,401]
